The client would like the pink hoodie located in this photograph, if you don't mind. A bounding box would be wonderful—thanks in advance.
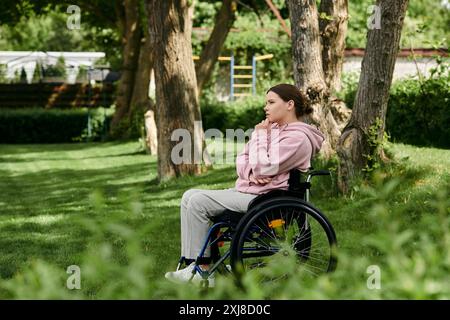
[235,121,324,195]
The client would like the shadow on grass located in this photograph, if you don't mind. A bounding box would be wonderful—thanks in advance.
[0,147,239,282]
[0,142,127,155]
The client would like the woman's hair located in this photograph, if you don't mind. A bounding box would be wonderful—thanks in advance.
[267,83,313,118]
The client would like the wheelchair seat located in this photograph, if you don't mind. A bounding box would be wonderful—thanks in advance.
[210,209,242,225]
[211,169,309,225]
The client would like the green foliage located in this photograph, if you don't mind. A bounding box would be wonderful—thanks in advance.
[193,1,222,28]
[19,67,27,83]
[75,66,88,83]
[0,6,121,70]
[362,118,389,173]
[43,56,67,78]
[195,0,448,99]
[401,0,450,49]
[0,10,83,52]
[336,69,450,149]
[386,63,450,149]
[225,12,293,93]
[1,0,447,84]
[0,64,7,82]
[336,71,360,108]
[32,62,44,83]
[346,0,450,48]
[108,105,147,141]
[0,107,113,143]
[201,96,266,132]
[346,0,374,48]
[76,107,115,142]
[193,7,293,97]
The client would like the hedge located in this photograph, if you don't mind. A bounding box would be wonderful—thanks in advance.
[386,75,450,148]
[327,73,448,149]
[201,96,266,133]
[2,73,448,148]
[0,108,112,143]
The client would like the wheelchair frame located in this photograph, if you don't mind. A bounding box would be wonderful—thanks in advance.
[177,168,337,287]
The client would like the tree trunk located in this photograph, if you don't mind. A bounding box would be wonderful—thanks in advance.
[145,109,158,155]
[337,0,409,193]
[319,0,348,94]
[195,0,236,96]
[147,0,206,181]
[288,0,342,159]
[127,35,155,138]
[110,0,141,137]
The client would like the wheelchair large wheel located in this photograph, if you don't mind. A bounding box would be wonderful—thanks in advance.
[230,197,337,279]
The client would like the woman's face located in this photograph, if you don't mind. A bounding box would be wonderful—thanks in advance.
[264,91,294,124]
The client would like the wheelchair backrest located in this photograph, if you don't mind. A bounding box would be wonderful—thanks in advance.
[287,168,310,196]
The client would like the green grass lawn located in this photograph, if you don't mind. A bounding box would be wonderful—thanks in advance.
[0,141,448,298]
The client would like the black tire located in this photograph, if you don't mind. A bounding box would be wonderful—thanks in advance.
[230,197,337,279]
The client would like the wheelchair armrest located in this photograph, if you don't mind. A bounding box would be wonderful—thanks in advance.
[308,170,331,177]
[305,170,332,184]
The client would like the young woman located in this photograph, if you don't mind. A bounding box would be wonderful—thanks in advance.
[165,83,324,286]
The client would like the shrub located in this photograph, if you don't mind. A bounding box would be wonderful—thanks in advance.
[336,70,450,149]
[0,107,113,143]
[336,71,360,108]
[386,72,450,148]
[201,96,265,132]
[43,56,67,78]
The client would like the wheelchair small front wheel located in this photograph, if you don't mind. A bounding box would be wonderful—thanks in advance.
[230,198,337,279]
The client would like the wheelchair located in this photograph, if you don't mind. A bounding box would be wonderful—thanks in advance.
[176,168,338,288]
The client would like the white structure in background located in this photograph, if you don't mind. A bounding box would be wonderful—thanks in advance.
[343,56,442,80]
[0,51,106,84]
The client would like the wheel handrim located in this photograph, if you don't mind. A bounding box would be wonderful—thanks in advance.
[233,201,337,280]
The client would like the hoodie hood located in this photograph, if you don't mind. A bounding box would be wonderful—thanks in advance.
[271,121,324,157]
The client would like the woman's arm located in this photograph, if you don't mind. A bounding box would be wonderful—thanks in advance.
[236,134,273,185]
[236,142,251,180]
[249,128,311,178]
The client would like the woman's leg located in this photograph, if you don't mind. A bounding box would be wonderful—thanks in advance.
[180,189,203,261]
[181,188,257,260]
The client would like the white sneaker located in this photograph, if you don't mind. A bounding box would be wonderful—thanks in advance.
[165,262,215,287]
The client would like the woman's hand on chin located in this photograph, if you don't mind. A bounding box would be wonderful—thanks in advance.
[254,119,272,132]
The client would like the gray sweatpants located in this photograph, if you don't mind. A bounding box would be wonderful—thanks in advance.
[180,188,258,259]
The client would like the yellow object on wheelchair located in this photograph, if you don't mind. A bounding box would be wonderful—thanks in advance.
[269,219,285,238]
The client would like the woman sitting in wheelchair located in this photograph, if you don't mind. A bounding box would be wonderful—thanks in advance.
[165,83,326,286]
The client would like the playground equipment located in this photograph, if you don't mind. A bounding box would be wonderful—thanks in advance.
[193,54,273,101]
